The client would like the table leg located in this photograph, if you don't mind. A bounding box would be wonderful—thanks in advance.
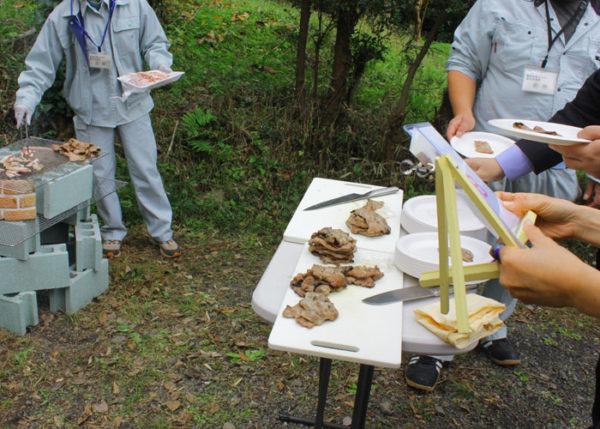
[314,357,331,428]
[278,360,375,429]
[279,358,347,429]
[350,364,374,429]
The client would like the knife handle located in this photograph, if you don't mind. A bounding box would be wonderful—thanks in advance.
[365,186,399,199]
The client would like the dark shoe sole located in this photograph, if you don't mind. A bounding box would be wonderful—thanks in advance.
[489,357,521,366]
[160,248,181,258]
[405,377,438,392]
[103,250,120,258]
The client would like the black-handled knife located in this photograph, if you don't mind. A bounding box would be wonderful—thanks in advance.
[304,186,399,211]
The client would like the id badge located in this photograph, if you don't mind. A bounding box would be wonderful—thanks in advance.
[88,53,112,69]
[522,66,558,95]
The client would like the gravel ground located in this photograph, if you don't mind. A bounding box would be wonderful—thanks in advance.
[0,225,599,428]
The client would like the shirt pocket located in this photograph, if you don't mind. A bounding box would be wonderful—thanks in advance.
[491,19,536,74]
[112,15,139,56]
[560,36,600,93]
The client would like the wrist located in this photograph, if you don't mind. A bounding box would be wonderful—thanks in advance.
[569,264,600,317]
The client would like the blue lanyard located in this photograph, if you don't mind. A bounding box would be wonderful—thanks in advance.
[70,0,116,53]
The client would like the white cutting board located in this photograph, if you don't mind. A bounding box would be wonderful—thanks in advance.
[268,245,404,368]
[283,177,404,254]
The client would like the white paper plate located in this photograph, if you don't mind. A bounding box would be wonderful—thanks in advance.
[401,194,486,239]
[118,70,184,90]
[450,131,514,158]
[393,232,492,279]
[488,119,590,146]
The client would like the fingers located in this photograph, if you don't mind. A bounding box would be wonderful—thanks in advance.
[446,119,459,140]
[586,181,600,208]
[579,125,600,141]
[520,220,550,246]
[584,180,594,201]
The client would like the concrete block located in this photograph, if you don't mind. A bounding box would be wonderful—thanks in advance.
[62,203,92,226]
[0,244,70,295]
[50,259,109,314]
[0,233,40,261]
[0,291,39,335]
[36,163,93,219]
[0,218,40,247]
[74,214,102,272]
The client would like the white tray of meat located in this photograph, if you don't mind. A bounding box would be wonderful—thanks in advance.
[118,70,184,99]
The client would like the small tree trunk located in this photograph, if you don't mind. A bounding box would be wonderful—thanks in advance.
[382,11,446,162]
[322,6,360,128]
[295,0,311,113]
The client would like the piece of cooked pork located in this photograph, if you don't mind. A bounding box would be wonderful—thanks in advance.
[345,199,391,237]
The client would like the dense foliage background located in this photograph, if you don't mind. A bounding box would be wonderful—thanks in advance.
[1,0,473,239]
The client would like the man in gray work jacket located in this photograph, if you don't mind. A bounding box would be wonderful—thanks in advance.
[406,0,600,392]
[14,0,180,259]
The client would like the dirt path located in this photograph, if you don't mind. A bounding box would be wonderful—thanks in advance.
[0,225,598,428]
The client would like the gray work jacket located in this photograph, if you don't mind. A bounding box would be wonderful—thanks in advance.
[16,0,172,126]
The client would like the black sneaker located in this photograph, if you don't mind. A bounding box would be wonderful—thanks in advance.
[405,356,443,392]
[481,338,521,366]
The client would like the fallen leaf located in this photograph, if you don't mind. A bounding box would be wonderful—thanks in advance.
[98,312,108,326]
[164,381,177,392]
[53,416,63,427]
[77,403,92,425]
[165,400,180,412]
[94,400,108,413]
[112,382,120,395]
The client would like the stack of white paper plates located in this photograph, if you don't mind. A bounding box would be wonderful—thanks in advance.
[394,232,492,279]
[401,193,486,240]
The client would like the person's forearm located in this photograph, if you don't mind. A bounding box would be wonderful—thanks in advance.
[571,204,600,245]
[569,264,600,318]
[447,70,477,116]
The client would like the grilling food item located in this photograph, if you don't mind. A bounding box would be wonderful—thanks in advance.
[440,247,475,263]
[283,292,339,328]
[461,248,474,263]
[346,199,391,237]
[0,148,43,178]
[51,139,101,161]
[344,265,384,287]
[474,140,494,154]
[123,70,169,87]
[308,227,357,264]
[291,264,384,297]
[513,121,560,136]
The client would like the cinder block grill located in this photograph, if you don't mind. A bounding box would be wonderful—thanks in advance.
[0,137,125,335]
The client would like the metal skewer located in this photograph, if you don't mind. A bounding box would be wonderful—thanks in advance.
[25,123,29,153]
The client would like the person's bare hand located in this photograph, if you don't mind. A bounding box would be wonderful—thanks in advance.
[548,125,600,179]
[465,157,505,182]
[583,180,600,208]
[498,191,578,240]
[498,221,581,307]
[446,112,475,140]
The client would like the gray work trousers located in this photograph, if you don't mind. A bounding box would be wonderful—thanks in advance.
[74,114,173,242]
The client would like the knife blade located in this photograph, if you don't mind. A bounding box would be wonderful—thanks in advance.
[362,284,479,305]
[304,186,399,211]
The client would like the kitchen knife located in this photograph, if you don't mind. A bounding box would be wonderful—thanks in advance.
[362,284,479,305]
[304,186,399,211]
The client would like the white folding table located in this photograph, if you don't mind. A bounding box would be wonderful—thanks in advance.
[253,178,477,428]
